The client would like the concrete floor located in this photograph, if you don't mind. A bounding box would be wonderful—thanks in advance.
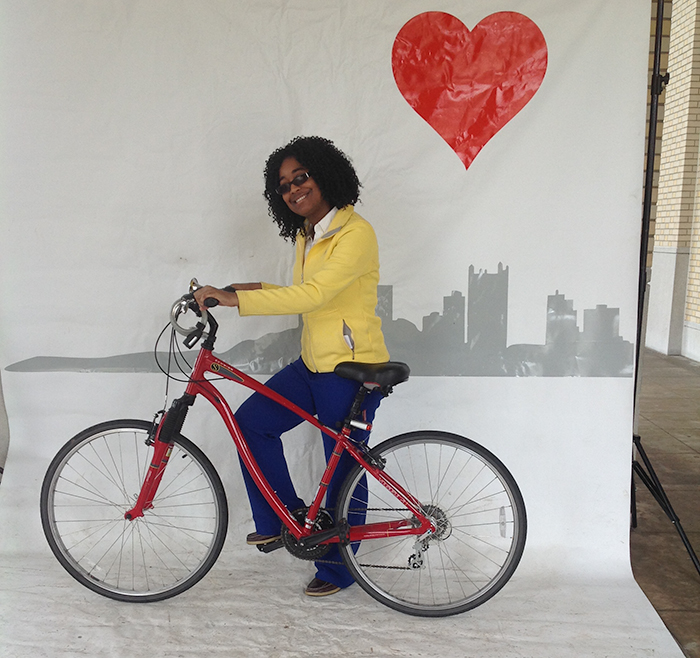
[632,349,700,658]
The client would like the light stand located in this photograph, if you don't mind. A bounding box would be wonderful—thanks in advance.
[632,0,700,577]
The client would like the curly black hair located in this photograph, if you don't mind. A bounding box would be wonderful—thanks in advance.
[263,136,361,242]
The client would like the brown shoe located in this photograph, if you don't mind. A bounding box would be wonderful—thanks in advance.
[246,532,281,546]
[304,578,341,597]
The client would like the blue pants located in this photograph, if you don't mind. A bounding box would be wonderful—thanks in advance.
[234,358,382,588]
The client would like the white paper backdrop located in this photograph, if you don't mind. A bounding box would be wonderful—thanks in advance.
[1,3,672,656]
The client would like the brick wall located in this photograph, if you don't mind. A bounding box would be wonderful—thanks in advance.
[689,200,700,322]
[646,0,672,265]
[654,0,696,255]
[652,0,700,333]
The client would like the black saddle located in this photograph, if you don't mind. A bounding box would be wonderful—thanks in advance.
[334,361,410,391]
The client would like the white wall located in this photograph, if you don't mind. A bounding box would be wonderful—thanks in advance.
[1,0,649,577]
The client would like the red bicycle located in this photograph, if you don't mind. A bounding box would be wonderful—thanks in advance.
[40,281,527,617]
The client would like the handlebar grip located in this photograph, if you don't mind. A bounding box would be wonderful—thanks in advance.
[203,286,236,308]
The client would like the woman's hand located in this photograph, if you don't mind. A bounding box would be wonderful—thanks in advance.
[193,285,239,311]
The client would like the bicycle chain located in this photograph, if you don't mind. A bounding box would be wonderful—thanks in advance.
[314,506,416,570]
[314,558,411,570]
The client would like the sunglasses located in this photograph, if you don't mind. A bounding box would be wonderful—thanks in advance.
[275,171,311,195]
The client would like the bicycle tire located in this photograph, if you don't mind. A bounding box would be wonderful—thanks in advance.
[40,419,228,602]
[336,431,526,617]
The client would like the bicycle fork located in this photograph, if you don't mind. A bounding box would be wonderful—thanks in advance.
[124,394,195,520]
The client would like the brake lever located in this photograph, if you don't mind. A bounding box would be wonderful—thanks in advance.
[188,298,203,316]
[171,278,224,349]
[181,290,206,317]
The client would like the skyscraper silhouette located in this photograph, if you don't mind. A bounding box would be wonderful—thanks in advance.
[467,263,508,374]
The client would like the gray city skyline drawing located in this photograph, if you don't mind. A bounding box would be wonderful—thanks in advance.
[6,263,634,377]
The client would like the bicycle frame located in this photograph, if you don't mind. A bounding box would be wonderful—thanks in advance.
[125,343,435,546]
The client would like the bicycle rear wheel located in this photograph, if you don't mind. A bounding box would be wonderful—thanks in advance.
[336,431,526,617]
[40,419,228,602]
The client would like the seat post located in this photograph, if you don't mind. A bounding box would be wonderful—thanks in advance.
[342,385,371,432]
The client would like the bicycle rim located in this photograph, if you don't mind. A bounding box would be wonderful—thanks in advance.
[336,431,526,616]
[40,420,228,602]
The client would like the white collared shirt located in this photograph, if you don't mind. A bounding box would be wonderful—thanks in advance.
[305,207,338,259]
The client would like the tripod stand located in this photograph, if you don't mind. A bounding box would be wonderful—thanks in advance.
[632,0,700,578]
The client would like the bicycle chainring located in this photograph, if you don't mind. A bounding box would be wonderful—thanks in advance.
[282,508,334,561]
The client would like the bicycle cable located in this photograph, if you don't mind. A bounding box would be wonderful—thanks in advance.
[153,322,226,391]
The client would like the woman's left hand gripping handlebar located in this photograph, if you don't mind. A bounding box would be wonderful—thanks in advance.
[193,285,239,311]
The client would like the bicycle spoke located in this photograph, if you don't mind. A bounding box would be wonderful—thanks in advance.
[41,421,227,602]
[337,431,526,616]
[58,466,127,508]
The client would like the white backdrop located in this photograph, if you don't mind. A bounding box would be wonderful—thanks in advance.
[1,2,681,657]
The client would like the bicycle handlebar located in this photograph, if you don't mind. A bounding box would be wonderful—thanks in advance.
[169,294,210,338]
[169,279,231,348]
[203,285,236,308]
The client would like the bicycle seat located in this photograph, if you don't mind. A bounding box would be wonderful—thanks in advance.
[334,361,410,390]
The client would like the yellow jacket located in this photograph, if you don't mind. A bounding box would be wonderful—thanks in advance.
[237,205,389,372]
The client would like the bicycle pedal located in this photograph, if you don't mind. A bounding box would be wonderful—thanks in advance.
[256,539,284,553]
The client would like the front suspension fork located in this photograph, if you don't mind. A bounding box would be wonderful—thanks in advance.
[124,394,195,520]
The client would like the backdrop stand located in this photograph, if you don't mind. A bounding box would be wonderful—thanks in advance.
[632,0,700,577]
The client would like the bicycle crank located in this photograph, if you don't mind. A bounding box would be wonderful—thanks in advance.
[282,508,334,560]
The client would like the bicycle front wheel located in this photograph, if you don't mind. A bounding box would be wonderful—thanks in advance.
[336,431,526,617]
[40,419,228,602]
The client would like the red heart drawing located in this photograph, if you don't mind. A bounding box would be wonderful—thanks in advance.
[392,12,547,170]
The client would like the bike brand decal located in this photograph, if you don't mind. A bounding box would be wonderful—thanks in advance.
[210,362,244,382]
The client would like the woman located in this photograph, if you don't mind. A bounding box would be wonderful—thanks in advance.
[194,136,390,597]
